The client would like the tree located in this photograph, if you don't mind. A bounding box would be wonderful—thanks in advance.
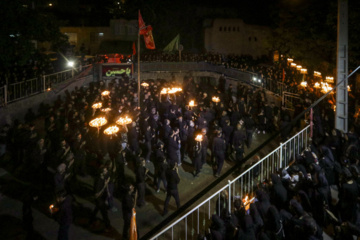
[0,0,68,69]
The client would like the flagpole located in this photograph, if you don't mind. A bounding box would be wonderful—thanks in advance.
[137,13,141,110]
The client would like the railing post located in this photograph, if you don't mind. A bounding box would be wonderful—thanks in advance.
[279,142,283,169]
[228,180,231,213]
[42,75,46,92]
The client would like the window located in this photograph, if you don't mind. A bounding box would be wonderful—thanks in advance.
[219,27,222,31]
[98,32,104,37]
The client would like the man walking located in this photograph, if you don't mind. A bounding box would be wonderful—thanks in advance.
[163,162,180,216]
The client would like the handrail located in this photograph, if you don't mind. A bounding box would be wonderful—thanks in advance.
[149,124,310,239]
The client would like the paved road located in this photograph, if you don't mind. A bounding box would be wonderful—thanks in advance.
[0,130,280,240]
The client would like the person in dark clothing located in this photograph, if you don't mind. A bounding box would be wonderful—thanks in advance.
[136,158,148,207]
[22,189,38,240]
[122,184,137,240]
[167,128,181,165]
[163,162,180,216]
[212,132,226,177]
[222,119,234,158]
[193,139,202,177]
[244,114,255,149]
[89,166,111,231]
[200,128,209,167]
[143,125,153,163]
[156,157,168,192]
[56,190,73,240]
[270,174,288,210]
[232,123,246,163]
[128,121,140,156]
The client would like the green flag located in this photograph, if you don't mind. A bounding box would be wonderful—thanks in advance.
[163,34,180,52]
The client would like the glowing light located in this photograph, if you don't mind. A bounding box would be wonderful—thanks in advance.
[49,3,53,7]
[195,134,203,142]
[300,68,307,74]
[92,102,102,109]
[212,96,220,103]
[348,85,351,92]
[314,71,321,77]
[300,81,307,87]
[141,82,149,87]
[160,87,183,94]
[314,82,320,88]
[67,61,74,67]
[89,117,107,127]
[104,125,120,135]
[291,63,297,67]
[296,65,302,70]
[47,88,51,91]
[189,100,195,107]
[101,90,110,96]
[325,76,334,83]
[287,58,294,63]
[101,108,112,112]
[116,116,132,125]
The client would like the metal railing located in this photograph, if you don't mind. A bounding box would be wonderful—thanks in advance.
[150,125,310,240]
[282,91,302,111]
[2,64,93,106]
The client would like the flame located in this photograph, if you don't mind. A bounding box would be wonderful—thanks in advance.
[291,63,297,67]
[300,81,307,87]
[141,82,149,87]
[116,116,132,125]
[101,91,110,96]
[314,82,320,88]
[101,108,112,112]
[92,102,102,109]
[104,125,120,135]
[195,134,203,142]
[189,100,195,107]
[212,96,220,103]
[160,87,183,94]
[89,117,107,127]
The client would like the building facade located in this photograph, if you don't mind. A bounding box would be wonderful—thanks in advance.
[60,19,137,55]
[204,19,270,57]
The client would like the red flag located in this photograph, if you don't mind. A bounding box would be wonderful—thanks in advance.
[138,10,145,32]
[138,10,156,49]
[143,26,156,49]
[132,42,136,55]
[129,208,137,240]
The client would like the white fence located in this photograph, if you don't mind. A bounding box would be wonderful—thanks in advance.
[150,125,310,240]
[2,64,92,106]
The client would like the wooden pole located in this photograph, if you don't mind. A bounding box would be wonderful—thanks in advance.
[137,16,141,109]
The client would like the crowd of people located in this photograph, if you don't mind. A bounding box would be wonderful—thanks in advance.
[0,70,296,239]
[203,125,360,240]
[0,53,359,239]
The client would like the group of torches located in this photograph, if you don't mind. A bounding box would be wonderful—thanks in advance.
[89,90,133,136]
[288,58,351,94]
[90,86,223,138]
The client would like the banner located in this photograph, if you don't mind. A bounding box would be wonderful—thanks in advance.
[163,34,180,52]
[101,64,132,77]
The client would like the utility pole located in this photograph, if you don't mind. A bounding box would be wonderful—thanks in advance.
[335,0,348,133]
